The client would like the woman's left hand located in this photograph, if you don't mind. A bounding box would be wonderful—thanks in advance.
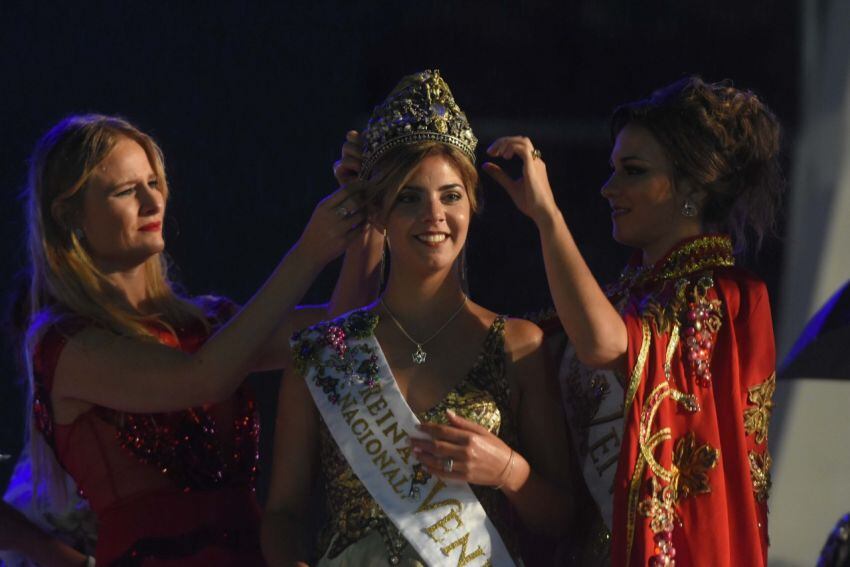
[412,410,514,488]
[483,135,559,226]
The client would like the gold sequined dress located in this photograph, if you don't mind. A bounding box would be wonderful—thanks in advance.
[314,315,521,566]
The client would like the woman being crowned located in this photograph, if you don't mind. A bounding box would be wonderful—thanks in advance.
[262,70,575,566]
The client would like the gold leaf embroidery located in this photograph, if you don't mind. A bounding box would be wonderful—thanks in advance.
[749,450,772,502]
[744,373,776,445]
[671,431,719,499]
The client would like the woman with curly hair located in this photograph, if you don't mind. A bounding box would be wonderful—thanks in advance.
[486,76,782,565]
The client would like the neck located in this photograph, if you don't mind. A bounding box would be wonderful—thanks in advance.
[96,260,151,312]
[381,267,466,333]
[641,225,704,267]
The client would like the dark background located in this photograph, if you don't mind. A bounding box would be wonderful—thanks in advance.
[0,1,796,500]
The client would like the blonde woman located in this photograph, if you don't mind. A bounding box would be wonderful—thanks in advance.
[19,114,369,565]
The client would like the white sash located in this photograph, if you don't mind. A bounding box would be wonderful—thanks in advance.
[293,311,515,566]
[559,342,624,531]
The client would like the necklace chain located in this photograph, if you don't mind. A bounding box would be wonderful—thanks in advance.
[380,295,468,364]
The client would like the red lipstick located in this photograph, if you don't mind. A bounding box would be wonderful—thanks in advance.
[139,221,162,232]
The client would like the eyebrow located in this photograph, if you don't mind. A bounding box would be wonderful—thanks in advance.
[609,155,650,167]
[401,183,465,191]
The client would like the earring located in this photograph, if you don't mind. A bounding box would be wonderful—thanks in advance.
[458,246,469,295]
[681,199,698,218]
[73,227,85,241]
[379,229,389,289]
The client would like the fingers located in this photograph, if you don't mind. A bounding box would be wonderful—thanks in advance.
[486,135,535,162]
[445,409,489,434]
[342,131,362,157]
[412,446,468,480]
[481,162,515,190]
[333,131,364,185]
[324,185,360,210]
[416,421,471,444]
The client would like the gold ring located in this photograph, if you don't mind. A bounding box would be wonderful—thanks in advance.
[531,148,542,160]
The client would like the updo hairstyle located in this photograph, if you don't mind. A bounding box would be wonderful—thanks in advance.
[611,76,784,251]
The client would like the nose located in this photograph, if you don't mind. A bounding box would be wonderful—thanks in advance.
[139,182,163,216]
[600,172,618,200]
[421,193,446,224]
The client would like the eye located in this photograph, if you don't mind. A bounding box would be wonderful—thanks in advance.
[396,190,418,204]
[624,166,646,175]
[114,187,134,197]
[148,178,160,189]
[442,191,464,203]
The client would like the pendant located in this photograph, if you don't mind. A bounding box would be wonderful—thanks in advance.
[412,344,427,364]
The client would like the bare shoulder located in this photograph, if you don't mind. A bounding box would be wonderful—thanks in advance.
[468,303,544,359]
[502,317,545,360]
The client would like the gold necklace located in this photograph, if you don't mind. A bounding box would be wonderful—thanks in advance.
[380,295,468,364]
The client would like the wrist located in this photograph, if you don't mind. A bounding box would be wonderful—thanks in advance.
[533,205,564,234]
[498,451,530,494]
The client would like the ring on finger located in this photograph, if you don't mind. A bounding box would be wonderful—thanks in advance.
[442,458,454,473]
[531,148,542,160]
[334,205,351,218]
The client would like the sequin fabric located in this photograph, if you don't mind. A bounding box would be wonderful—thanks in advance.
[32,307,260,495]
[315,315,520,563]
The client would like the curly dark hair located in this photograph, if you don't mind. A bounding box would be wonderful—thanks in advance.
[610,76,784,251]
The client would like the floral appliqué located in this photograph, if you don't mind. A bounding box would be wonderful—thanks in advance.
[744,372,775,445]
[291,310,381,405]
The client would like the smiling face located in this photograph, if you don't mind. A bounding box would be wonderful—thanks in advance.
[381,153,471,278]
[80,137,165,272]
[601,122,703,264]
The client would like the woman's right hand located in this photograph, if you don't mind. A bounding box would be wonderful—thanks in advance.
[297,186,366,267]
[483,135,560,226]
[333,130,363,186]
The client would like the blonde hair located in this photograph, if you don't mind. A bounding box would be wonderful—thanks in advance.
[353,141,481,221]
[23,114,208,505]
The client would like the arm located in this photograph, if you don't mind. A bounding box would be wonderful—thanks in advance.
[251,131,383,370]
[252,225,384,371]
[53,187,364,413]
[0,501,89,567]
[413,319,575,537]
[261,345,321,566]
[328,130,383,317]
[483,136,627,368]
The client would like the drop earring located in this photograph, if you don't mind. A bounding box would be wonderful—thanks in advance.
[681,199,698,218]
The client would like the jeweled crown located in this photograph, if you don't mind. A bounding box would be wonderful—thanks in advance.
[360,69,478,178]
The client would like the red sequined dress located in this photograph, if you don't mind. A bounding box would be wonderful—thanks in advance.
[31,302,264,567]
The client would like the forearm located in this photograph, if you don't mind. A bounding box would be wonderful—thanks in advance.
[194,243,323,399]
[499,453,573,536]
[261,509,311,567]
[329,226,383,317]
[253,228,383,371]
[535,209,627,367]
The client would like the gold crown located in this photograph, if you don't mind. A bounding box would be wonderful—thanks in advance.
[360,69,478,178]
